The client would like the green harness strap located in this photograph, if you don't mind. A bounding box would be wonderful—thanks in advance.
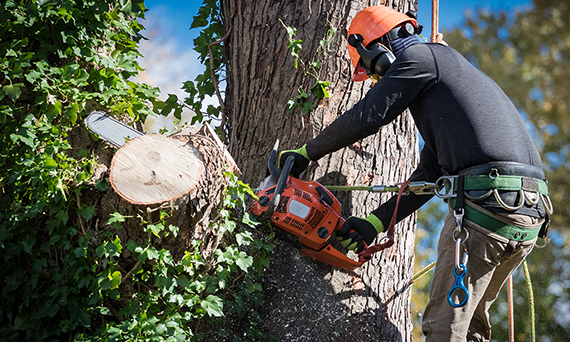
[453,175,548,195]
[446,175,548,242]
[463,201,541,242]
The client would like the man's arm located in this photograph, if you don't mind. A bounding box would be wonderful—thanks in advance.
[305,45,437,160]
[371,146,442,227]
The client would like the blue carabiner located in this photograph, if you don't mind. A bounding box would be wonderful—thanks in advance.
[448,264,469,307]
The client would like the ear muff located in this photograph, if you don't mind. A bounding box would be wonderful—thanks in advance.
[348,34,396,78]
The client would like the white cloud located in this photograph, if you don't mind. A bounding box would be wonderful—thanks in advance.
[133,5,212,133]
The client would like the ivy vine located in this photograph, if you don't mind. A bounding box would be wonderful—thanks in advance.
[281,19,337,115]
[0,0,275,341]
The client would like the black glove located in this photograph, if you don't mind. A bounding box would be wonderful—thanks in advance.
[278,144,310,178]
[337,214,384,253]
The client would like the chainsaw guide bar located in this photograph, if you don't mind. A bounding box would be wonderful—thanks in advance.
[85,111,144,147]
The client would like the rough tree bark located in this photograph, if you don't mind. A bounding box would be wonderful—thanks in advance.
[222,0,419,341]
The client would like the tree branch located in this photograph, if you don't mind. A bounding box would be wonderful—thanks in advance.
[208,28,231,143]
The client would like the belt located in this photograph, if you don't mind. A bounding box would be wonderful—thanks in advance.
[457,162,547,195]
[447,162,550,241]
[458,161,545,179]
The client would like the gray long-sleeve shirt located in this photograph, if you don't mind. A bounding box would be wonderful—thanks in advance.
[305,43,543,227]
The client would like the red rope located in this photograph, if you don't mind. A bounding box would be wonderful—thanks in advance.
[358,180,411,263]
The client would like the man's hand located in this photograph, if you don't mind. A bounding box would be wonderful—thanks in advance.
[278,145,310,178]
[337,214,384,253]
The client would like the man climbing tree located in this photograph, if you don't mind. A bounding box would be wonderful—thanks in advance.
[281,5,552,342]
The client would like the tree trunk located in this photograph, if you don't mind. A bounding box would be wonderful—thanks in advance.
[222,0,419,341]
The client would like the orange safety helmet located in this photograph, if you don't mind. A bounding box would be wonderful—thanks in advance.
[347,6,419,82]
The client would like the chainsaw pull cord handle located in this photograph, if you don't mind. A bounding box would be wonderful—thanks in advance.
[358,180,411,263]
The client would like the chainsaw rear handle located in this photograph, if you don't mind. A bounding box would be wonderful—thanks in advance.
[316,186,334,206]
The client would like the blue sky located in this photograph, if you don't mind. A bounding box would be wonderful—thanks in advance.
[135,0,532,132]
[141,0,532,50]
[136,0,533,91]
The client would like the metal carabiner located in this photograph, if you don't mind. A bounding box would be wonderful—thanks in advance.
[494,189,525,211]
[448,263,469,307]
[540,193,554,215]
[452,210,469,243]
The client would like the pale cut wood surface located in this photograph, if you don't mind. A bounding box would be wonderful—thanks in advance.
[110,134,203,205]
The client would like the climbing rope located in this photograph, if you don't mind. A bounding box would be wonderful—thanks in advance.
[523,259,536,342]
[430,0,439,43]
[508,276,515,342]
[410,260,437,284]
[430,0,446,44]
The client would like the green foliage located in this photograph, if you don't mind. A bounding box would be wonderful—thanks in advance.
[183,0,226,135]
[281,20,336,115]
[74,173,272,341]
[0,1,274,341]
[0,1,156,340]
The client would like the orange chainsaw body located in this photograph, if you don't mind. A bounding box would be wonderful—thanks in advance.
[249,176,363,271]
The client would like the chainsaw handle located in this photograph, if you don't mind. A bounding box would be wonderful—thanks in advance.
[268,139,282,181]
[269,154,295,212]
[316,186,334,206]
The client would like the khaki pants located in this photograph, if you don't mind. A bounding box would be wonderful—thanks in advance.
[422,202,543,342]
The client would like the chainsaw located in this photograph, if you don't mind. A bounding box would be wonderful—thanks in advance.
[248,140,367,271]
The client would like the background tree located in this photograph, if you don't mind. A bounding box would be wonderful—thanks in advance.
[213,0,420,340]
[410,1,570,340]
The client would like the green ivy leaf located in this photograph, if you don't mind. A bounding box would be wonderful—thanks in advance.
[242,212,259,228]
[285,26,296,38]
[44,157,57,169]
[109,270,122,289]
[301,101,313,116]
[107,212,126,229]
[246,281,262,294]
[296,91,308,100]
[319,39,328,51]
[287,39,302,58]
[236,231,253,246]
[147,247,159,260]
[287,98,298,111]
[146,223,165,237]
[10,127,37,148]
[78,205,96,221]
[311,80,330,99]
[2,83,24,101]
[201,295,224,317]
[168,224,179,237]
[235,252,253,272]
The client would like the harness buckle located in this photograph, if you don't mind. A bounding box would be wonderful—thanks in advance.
[434,175,459,199]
